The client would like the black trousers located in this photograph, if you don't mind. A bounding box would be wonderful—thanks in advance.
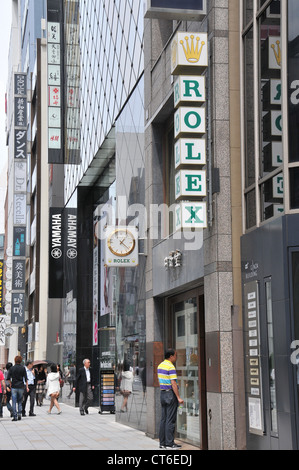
[22,385,36,415]
[159,390,178,447]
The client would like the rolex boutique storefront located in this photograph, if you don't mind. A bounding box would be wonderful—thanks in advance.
[152,232,207,448]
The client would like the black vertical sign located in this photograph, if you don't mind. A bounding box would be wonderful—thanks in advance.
[49,208,77,299]
[49,208,64,298]
[288,0,299,163]
[64,208,77,297]
[13,227,26,257]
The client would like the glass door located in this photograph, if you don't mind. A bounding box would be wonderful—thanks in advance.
[167,288,207,449]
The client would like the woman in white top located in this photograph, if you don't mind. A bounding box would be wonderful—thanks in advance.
[120,362,133,412]
[46,364,62,414]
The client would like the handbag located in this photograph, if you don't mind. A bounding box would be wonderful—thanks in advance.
[2,394,7,405]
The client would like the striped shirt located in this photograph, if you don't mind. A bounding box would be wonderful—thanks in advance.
[157,359,177,391]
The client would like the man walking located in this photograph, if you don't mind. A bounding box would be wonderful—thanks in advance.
[157,349,184,449]
[7,356,28,421]
[22,361,36,417]
[73,359,95,415]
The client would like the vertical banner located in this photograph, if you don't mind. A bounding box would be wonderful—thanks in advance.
[64,208,78,297]
[47,0,64,164]
[49,208,77,299]
[49,208,64,298]
[0,260,3,315]
[47,0,81,165]
[11,293,25,325]
[12,73,27,324]
[64,0,81,164]
[93,234,99,346]
[288,0,299,162]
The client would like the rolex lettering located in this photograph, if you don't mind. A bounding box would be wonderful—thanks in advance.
[175,138,206,169]
[171,32,208,229]
[174,107,205,138]
[174,76,206,108]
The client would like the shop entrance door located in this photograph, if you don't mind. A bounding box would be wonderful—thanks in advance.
[167,287,207,449]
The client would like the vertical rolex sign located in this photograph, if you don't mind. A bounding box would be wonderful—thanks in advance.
[172,32,208,230]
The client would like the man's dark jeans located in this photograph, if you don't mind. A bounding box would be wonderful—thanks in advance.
[159,390,178,447]
[11,388,24,419]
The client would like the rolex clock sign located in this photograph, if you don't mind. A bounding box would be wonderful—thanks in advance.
[104,226,139,268]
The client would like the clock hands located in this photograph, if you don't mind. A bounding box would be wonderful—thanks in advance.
[119,237,131,250]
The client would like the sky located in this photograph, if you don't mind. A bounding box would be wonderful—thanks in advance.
[0,2,11,232]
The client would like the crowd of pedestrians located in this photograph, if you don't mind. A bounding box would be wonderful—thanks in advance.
[0,357,111,420]
[0,356,68,421]
[1,351,184,452]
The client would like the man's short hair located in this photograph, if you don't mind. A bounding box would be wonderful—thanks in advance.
[165,349,175,359]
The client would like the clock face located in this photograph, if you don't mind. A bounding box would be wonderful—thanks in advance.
[107,228,136,257]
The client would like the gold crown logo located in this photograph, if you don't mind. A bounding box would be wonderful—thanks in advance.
[271,40,281,67]
[180,35,205,63]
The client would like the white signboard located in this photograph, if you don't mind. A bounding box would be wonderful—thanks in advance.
[175,202,207,230]
[174,107,206,139]
[174,75,206,108]
[268,36,281,70]
[14,162,27,193]
[14,194,26,225]
[171,32,208,75]
[175,138,206,169]
[175,170,207,200]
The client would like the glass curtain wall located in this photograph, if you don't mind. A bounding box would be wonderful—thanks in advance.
[113,78,146,431]
[242,0,284,229]
[64,0,144,203]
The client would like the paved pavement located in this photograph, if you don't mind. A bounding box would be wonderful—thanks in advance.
[0,398,198,453]
[0,402,157,451]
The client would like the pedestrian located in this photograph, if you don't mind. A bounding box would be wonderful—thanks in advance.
[35,365,47,406]
[67,363,76,398]
[46,364,62,415]
[57,364,64,398]
[73,359,95,415]
[0,368,6,418]
[157,349,184,449]
[22,360,36,417]
[120,362,133,413]
[4,363,13,417]
[7,356,28,421]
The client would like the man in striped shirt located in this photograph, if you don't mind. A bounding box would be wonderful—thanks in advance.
[157,349,184,449]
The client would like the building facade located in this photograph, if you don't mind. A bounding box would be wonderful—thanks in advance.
[241,0,299,450]
[4,0,299,451]
[143,0,243,450]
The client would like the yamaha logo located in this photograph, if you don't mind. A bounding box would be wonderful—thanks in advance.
[51,248,62,259]
[67,248,77,259]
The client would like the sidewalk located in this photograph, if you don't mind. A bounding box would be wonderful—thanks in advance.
[0,402,157,451]
[0,399,198,451]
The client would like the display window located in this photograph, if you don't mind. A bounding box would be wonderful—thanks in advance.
[166,287,207,448]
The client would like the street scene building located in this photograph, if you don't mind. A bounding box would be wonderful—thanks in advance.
[1,0,299,451]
